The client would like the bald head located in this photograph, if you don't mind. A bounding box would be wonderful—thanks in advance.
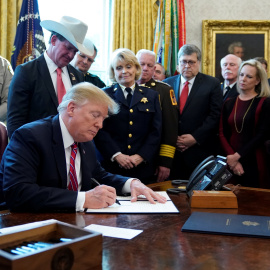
[220,54,242,85]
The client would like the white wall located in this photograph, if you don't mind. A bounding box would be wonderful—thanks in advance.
[185,0,270,48]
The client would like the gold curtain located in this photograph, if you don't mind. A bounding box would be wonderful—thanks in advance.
[113,0,159,54]
[0,0,23,61]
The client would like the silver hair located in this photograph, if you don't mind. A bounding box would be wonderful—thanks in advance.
[58,82,119,115]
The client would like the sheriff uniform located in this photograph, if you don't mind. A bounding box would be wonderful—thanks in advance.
[140,78,178,170]
[0,56,13,121]
[84,72,106,88]
[94,83,162,184]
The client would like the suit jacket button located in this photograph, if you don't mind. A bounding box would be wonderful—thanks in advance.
[128,145,131,149]
[130,109,133,113]
[129,121,133,125]
[129,134,132,138]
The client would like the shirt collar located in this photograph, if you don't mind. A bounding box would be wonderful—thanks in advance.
[181,75,196,86]
[44,51,69,77]
[225,81,237,89]
[119,83,136,94]
[59,114,75,149]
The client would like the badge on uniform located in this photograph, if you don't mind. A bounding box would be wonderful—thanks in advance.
[141,97,148,103]
[170,89,177,105]
[70,73,76,81]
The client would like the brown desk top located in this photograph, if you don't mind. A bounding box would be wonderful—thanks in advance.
[1,182,270,270]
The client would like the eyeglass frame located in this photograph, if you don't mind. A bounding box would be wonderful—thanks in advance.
[179,60,198,66]
[78,53,95,64]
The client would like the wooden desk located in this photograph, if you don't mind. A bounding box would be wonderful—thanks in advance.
[1,182,270,270]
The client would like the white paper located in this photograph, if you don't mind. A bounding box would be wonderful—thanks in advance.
[85,224,143,239]
[117,191,171,201]
[0,219,57,234]
[86,200,178,213]
[86,191,179,214]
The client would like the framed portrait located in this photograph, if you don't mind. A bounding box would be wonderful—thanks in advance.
[202,20,270,80]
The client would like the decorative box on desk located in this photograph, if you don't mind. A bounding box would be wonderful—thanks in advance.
[0,220,102,270]
[190,190,238,208]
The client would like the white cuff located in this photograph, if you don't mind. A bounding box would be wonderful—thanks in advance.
[76,191,86,212]
[111,152,121,162]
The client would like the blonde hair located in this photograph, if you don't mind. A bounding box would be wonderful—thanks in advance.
[108,48,141,82]
[237,59,270,97]
[58,82,119,115]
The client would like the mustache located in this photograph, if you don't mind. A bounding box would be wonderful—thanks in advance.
[224,70,233,74]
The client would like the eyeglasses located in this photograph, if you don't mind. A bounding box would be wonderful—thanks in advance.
[180,60,197,66]
[78,53,95,64]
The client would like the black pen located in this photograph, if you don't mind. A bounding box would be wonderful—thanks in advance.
[91,178,121,205]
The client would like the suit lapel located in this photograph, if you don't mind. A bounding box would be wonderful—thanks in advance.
[114,84,129,107]
[130,84,145,107]
[67,65,80,86]
[52,115,68,188]
[37,55,59,109]
[78,143,92,191]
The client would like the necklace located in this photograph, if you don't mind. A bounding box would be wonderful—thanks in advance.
[234,96,256,133]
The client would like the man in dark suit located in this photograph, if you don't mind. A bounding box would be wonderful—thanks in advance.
[136,49,178,182]
[0,82,166,212]
[220,54,241,102]
[7,16,94,138]
[163,44,223,179]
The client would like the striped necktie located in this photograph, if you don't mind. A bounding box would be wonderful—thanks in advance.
[68,143,78,191]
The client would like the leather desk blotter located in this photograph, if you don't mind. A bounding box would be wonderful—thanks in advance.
[182,212,270,238]
[190,190,238,208]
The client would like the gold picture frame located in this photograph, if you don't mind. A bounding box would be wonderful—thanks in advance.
[202,20,270,78]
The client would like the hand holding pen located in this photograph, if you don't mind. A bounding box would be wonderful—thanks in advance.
[91,178,121,205]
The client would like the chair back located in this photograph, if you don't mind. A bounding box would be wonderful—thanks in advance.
[0,122,8,163]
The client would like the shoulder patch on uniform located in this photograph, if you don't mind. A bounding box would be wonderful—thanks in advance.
[170,89,177,106]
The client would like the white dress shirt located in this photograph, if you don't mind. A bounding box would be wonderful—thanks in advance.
[59,115,133,211]
[44,51,72,94]
[179,75,196,98]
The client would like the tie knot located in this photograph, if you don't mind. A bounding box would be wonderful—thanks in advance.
[184,81,189,86]
[226,86,230,90]
[71,142,77,150]
[125,87,132,94]
[56,67,62,75]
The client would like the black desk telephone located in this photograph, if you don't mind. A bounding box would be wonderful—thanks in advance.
[169,155,232,196]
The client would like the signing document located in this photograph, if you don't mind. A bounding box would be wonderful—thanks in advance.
[85,191,179,214]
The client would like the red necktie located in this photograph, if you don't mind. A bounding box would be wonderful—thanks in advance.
[180,81,189,114]
[68,143,78,191]
[56,67,66,104]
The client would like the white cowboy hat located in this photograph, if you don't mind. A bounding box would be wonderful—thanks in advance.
[40,16,94,56]
[82,38,95,57]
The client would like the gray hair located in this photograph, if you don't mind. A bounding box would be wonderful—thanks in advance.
[237,59,270,97]
[136,49,156,60]
[220,54,242,67]
[108,48,142,82]
[58,82,119,115]
[178,44,201,62]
